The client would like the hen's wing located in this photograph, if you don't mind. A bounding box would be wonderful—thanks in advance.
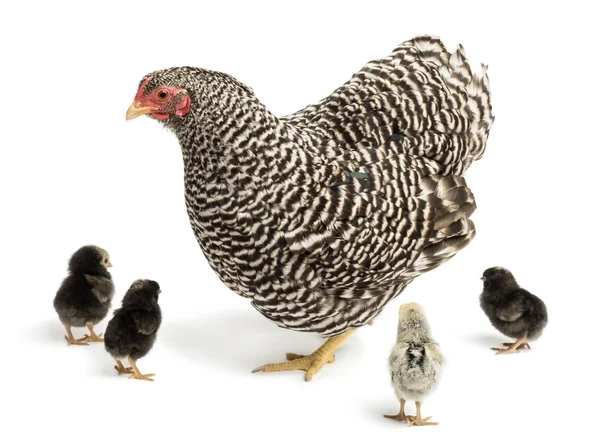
[249,36,492,335]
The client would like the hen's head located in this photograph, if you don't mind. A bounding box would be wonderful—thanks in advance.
[126,73,191,122]
[126,67,255,129]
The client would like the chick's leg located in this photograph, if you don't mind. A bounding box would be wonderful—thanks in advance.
[85,323,104,342]
[252,328,355,382]
[407,402,438,426]
[63,324,89,346]
[114,360,133,375]
[127,357,155,382]
[384,399,408,422]
[491,337,528,355]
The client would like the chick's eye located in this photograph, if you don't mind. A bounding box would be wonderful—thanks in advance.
[157,90,169,100]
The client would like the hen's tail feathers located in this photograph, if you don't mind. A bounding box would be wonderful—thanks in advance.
[406,175,476,276]
[411,36,494,161]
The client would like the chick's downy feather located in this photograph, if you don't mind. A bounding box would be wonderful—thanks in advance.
[134,36,493,336]
[104,280,162,361]
[479,267,548,341]
[53,246,114,327]
[389,303,444,403]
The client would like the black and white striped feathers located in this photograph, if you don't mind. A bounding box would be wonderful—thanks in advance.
[134,36,493,336]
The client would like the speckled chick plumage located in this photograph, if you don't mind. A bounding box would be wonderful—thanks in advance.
[53,245,114,328]
[104,280,162,361]
[389,303,444,403]
[479,267,548,341]
[134,36,493,336]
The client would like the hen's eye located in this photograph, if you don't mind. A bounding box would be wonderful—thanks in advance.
[157,90,169,100]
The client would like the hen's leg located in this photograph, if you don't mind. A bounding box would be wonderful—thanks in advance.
[491,337,528,355]
[63,324,89,346]
[384,399,408,422]
[407,402,438,426]
[127,357,155,382]
[114,360,133,375]
[252,328,355,382]
[85,323,104,342]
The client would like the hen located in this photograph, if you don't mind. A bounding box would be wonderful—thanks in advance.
[126,36,493,380]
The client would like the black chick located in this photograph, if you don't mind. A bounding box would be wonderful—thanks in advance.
[479,267,548,355]
[53,245,114,345]
[104,279,162,381]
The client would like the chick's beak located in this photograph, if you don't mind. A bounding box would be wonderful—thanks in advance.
[480,276,486,281]
[107,261,113,268]
[126,101,156,120]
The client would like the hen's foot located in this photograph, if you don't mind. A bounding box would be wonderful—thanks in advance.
[252,328,355,381]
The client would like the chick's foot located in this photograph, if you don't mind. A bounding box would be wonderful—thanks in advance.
[64,334,90,346]
[85,324,104,342]
[406,402,438,427]
[114,360,133,375]
[252,328,355,381]
[384,399,408,422]
[128,372,156,382]
[127,357,155,382]
[502,341,530,349]
[491,338,529,355]
[407,415,438,426]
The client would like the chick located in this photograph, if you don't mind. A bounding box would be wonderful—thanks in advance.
[384,303,444,427]
[53,245,114,345]
[480,267,548,355]
[104,279,162,381]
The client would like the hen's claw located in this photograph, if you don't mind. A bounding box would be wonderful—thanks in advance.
[252,328,354,381]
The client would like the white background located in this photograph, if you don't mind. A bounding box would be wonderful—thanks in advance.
[1,1,597,439]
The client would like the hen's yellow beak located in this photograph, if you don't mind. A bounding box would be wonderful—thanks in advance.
[126,101,155,120]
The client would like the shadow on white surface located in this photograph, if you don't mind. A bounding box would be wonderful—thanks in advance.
[463,332,503,348]
[160,309,325,374]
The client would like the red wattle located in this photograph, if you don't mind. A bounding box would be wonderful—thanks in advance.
[152,113,169,120]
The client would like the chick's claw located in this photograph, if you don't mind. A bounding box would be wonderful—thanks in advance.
[85,333,104,343]
[407,416,438,427]
[128,373,156,382]
[502,341,530,349]
[114,362,133,375]
[64,335,89,346]
[383,413,408,422]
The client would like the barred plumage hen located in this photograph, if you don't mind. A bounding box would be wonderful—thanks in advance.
[126,36,493,380]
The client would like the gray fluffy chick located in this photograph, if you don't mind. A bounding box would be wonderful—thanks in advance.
[480,267,548,355]
[384,303,444,426]
[53,245,114,345]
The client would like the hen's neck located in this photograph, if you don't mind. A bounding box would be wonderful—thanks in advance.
[172,91,294,176]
